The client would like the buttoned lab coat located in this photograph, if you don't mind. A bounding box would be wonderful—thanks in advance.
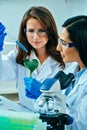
[65,68,87,130]
[0,49,78,111]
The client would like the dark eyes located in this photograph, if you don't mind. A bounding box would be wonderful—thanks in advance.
[27,29,46,33]
[25,28,47,36]
[58,38,74,48]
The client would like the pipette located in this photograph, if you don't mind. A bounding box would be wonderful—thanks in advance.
[7,32,28,53]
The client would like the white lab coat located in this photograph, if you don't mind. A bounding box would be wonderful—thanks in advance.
[0,49,78,111]
[65,68,87,130]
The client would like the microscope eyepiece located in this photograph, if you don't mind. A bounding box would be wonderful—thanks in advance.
[54,71,74,89]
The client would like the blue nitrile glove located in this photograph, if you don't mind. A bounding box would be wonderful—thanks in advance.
[0,22,7,51]
[24,77,42,99]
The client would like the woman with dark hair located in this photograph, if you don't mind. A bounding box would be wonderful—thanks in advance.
[57,15,87,130]
[0,6,77,111]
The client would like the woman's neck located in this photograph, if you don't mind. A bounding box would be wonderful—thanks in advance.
[35,48,49,64]
[77,57,85,70]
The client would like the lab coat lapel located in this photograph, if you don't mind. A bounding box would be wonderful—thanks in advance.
[66,84,78,106]
[29,51,57,81]
[36,62,52,81]
[67,69,87,98]
[67,70,87,105]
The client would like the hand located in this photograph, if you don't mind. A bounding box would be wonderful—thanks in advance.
[24,77,42,99]
[0,22,7,51]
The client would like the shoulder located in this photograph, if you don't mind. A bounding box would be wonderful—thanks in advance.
[47,56,62,69]
[79,68,87,84]
[64,62,79,74]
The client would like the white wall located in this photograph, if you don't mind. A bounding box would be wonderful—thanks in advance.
[0,0,71,42]
[70,0,87,16]
[0,0,87,42]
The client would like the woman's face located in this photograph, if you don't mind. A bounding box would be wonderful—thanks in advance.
[57,27,79,63]
[25,18,48,50]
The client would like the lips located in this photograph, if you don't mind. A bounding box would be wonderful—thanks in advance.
[33,41,41,44]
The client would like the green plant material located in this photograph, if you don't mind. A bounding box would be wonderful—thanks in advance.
[23,59,38,77]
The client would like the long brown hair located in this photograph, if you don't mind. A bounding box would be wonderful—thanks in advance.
[16,6,64,67]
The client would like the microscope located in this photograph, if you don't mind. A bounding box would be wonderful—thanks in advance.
[34,71,74,130]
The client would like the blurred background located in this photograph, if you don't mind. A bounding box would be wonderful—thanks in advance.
[0,0,87,42]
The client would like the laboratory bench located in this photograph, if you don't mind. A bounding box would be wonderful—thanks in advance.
[0,80,19,103]
[0,96,46,130]
[0,95,29,112]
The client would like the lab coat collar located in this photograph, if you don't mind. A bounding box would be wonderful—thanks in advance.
[64,65,87,106]
[29,50,37,61]
[29,50,57,65]
[67,68,87,101]
[29,50,58,81]
[34,57,58,81]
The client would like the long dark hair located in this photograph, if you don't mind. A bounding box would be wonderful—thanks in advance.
[62,15,87,66]
[16,6,64,67]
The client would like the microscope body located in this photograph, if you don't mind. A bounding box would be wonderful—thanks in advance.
[34,71,74,130]
[34,79,66,114]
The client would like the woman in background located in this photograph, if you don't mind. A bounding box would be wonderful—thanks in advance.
[57,15,87,130]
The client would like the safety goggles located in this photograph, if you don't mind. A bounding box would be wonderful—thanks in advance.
[25,28,47,37]
[58,38,74,48]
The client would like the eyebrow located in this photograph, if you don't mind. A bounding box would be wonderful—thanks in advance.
[60,39,67,43]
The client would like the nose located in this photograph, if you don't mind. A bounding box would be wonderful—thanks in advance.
[33,31,40,39]
[56,43,62,52]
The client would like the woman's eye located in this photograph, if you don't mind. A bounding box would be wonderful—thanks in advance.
[62,41,67,45]
[39,29,46,33]
[28,29,34,33]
